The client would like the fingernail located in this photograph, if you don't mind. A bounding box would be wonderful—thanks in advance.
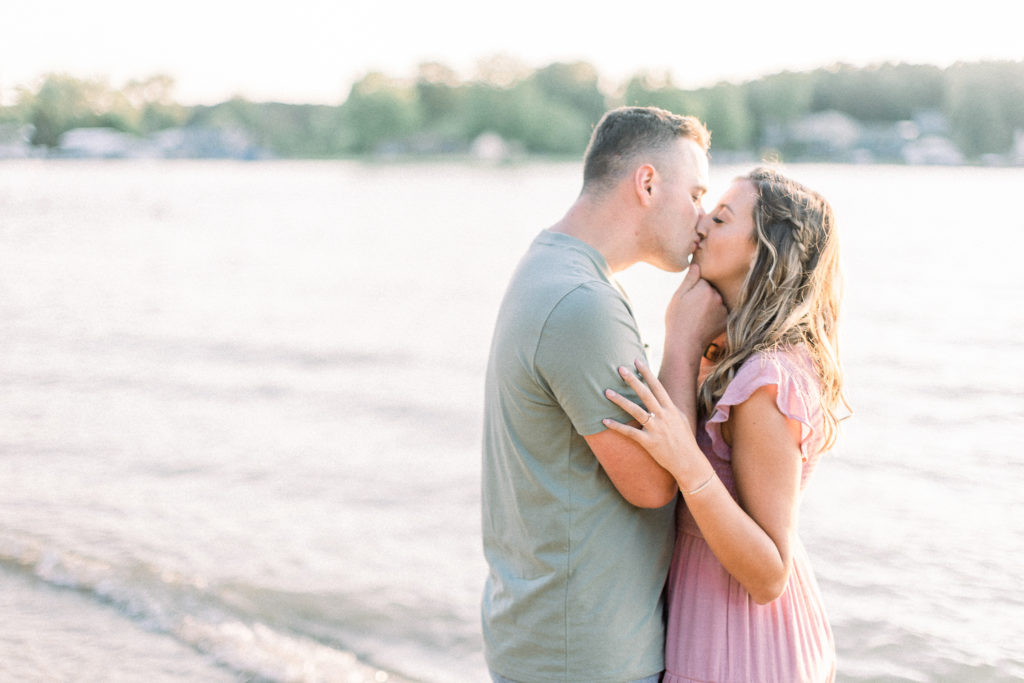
[605,389,617,397]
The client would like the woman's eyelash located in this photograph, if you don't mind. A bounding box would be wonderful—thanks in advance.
[712,217,724,224]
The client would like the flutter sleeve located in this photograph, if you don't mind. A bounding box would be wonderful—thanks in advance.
[704,349,823,463]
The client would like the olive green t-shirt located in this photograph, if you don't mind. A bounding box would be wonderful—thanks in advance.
[481,230,675,682]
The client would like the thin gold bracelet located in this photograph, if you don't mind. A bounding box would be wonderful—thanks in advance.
[683,473,715,496]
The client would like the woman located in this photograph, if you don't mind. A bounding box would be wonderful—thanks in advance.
[603,167,847,682]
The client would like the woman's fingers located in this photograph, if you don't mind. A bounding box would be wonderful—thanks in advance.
[604,387,650,424]
[632,357,675,409]
[617,362,662,412]
[600,415,646,443]
[679,263,701,293]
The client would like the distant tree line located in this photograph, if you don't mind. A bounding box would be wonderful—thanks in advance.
[2,58,1022,160]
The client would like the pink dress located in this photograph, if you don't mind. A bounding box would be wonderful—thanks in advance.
[663,348,836,683]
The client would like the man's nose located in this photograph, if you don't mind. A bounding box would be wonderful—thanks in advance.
[695,215,709,237]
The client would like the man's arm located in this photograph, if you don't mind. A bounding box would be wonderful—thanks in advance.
[585,342,706,509]
[587,265,726,508]
[585,427,678,508]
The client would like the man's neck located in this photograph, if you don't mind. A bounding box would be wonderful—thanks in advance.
[549,196,641,274]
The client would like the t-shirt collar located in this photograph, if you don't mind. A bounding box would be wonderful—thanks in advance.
[538,229,613,280]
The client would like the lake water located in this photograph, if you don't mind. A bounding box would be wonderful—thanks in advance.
[0,159,1021,682]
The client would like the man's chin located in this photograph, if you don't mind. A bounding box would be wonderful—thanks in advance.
[649,249,694,273]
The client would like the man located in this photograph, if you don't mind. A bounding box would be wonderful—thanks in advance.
[481,106,726,683]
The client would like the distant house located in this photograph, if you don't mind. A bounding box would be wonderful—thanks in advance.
[151,126,271,160]
[471,132,512,162]
[0,123,37,158]
[786,110,862,158]
[902,135,965,165]
[52,125,271,160]
[856,123,916,162]
[776,109,970,164]
[56,127,155,158]
[912,109,951,137]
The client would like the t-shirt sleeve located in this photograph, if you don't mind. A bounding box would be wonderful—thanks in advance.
[705,350,822,462]
[533,282,648,436]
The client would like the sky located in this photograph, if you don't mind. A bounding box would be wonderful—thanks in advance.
[2,0,1021,105]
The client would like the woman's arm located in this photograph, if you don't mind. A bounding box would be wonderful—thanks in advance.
[604,361,804,604]
[688,385,802,603]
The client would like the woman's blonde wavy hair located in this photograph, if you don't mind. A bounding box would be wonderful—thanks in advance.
[698,167,848,451]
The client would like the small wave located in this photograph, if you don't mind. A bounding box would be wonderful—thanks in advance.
[0,534,413,683]
[178,617,412,683]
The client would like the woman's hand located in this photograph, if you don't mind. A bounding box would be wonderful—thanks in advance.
[658,266,727,428]
[665,265,727,355]
[603,357,710,490]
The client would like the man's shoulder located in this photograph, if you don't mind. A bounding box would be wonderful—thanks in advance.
[506,249,619,317]
[537,281,639,368]
[518,231,608,281]
[548,279,626,321]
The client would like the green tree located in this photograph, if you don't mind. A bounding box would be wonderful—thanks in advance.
[877,63,944,118]
[188,97,259,130]
[622,72,705,120]
[462,81,510,142]
[514,81,592,154]
[415,61,470,149]
[186,98,340,157]
[26,74,110,146]
[745,71,814,135]
[0,87,33,125]
[529,61,607,125]
[700,83,753,150]
[809,62,943,121]
[337,72,422,154]
[462,79,590,154]
[998,61,1024,131]
[742,71,816,153]
[259,103,344,157]
[124,75,187,133]
[416,61,464,128]
[945,62,1015,157]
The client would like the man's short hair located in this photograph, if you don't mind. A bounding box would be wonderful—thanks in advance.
[582,106,710,192]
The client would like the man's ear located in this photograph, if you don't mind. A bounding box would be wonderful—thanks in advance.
[633,163,657,205]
